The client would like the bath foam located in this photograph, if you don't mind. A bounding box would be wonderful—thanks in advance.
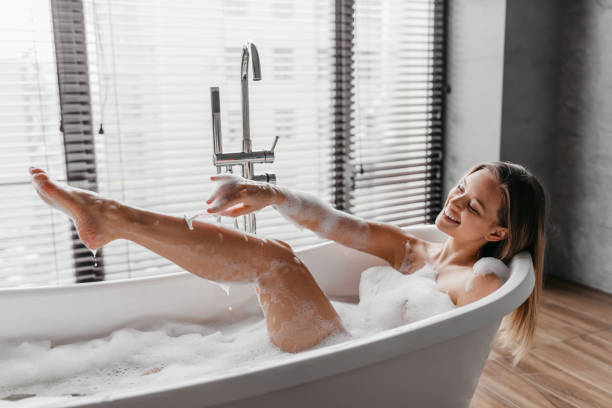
[0,317,277,401]
[0,264,456,404]
[398,240,414,274]
[183,211,218,231]
[272,185,320,233]
[465,257,510,291]
[183,214,196,230]
[355,264,455,334]
[273,185,370,246]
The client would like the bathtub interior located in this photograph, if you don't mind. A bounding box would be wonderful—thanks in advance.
[0,224,534,407]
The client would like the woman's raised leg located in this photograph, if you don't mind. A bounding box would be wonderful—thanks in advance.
[29,167,345,352]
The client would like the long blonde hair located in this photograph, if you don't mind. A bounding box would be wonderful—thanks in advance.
[466,161,547,365]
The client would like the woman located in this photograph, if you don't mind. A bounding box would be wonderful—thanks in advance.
[27,161,546,363]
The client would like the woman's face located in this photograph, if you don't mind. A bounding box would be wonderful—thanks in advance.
[435,169,508,244]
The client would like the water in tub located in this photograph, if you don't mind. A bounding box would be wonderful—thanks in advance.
[0,235,458,406]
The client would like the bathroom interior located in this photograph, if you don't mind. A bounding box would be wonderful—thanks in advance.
[1,0,611,407]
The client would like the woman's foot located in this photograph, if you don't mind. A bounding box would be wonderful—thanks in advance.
[29,167,118,251]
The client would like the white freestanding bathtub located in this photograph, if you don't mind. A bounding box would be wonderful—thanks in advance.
[1,224,535,408]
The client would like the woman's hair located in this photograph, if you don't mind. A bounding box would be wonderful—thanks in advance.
[465,161,547,365]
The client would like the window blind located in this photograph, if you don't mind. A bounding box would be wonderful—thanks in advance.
[351,0,445,226]
[82,0,336,280]
[51,0,105,283]
[0,0,76,287]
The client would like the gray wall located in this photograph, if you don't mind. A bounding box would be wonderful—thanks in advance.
[443,0,506,192]
[500,1,612,293]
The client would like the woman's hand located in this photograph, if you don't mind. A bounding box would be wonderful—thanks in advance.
[206,174,279,218]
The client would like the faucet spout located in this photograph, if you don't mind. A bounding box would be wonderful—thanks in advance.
[241,41,261,82]
[241,42,261,155]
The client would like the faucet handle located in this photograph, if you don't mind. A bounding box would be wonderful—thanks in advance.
[270,135,279,153]
[253,173,276,184]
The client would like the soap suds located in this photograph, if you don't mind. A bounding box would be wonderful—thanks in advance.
[355,264,455,334]
[398,240,415,274]
[0,264,456,404]
[273,185,370,246]
[465,257,510,291]
[184,215,195,231]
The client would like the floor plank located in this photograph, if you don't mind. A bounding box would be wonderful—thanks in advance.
[566,331,612,366]
[531,308,585,348]
[544,277,612,320]
[470,277,612,408]
[591,328,612,344]
[497,352,612,408]
[478,360,578,408]
[531,341,612,394]
[538,297,609,334]
[470,384,519,408]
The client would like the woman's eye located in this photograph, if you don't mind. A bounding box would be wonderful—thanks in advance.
[458,184,464,192]
[468,204,478,214]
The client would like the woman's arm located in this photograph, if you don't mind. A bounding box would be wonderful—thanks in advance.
[205,175,412,268]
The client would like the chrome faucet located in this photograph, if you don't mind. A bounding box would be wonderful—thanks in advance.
[210,41,279,234]
[241,41,261,166]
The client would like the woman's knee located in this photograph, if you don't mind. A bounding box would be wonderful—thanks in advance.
[261,238,300,268]
[269,238,293,253]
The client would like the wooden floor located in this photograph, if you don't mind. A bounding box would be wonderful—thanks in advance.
[470,276,612,408]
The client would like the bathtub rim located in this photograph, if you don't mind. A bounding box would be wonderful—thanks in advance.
[0,224,446,295]
[54,227,535,407]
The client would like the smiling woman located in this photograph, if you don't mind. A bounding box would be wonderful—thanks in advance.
[433,161,548,364]
[438,169,509,243]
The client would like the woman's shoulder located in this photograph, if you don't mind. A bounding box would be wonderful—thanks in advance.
[472,257,510,283]
[455,257,509,306]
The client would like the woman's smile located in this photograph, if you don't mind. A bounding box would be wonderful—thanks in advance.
[443,206,460,224]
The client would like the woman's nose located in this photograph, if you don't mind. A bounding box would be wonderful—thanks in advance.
[449,195,464,209]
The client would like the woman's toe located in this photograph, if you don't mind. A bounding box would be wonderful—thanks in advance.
[32,172,51,190]
[32,171,48,182]
[33,173,77,214]
[29,166,45,176]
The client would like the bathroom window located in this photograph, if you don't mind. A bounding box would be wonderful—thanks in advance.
[0,0,446,286]
[0,0,76,287]
[351,0,444,226]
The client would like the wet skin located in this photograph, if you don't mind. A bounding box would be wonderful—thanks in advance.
[28,167,345,353]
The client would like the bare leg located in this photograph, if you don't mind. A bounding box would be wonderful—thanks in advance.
[29,167,345,352]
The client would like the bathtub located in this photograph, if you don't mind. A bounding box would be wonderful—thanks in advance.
[1,224,535,407]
